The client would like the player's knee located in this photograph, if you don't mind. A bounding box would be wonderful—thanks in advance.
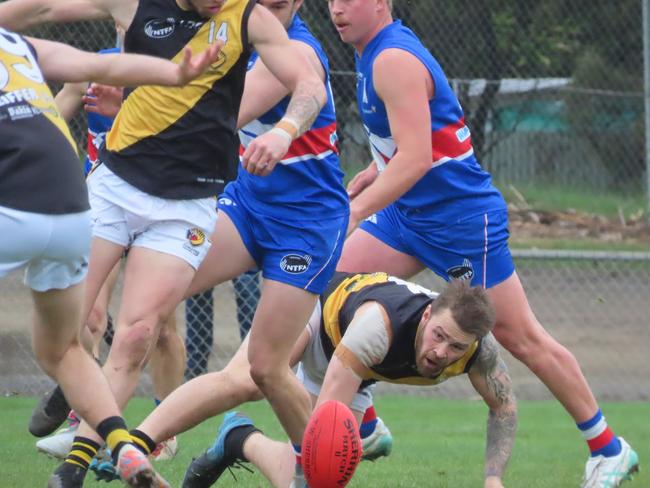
[494,321,552,362]
[221,369,263,404]
[86,305,107,336]
[113,322,157,363]
[248,361,281,391]
[35,340,81,377]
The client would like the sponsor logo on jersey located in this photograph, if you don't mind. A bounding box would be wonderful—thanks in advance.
[145,17,205,38]
[280,254,312,274]
[145,18,176,38]
[446,258,474,281]
[186,227,206,246]
[455,125,471,142]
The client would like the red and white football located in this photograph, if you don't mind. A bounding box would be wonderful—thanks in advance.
[301,400,362,488]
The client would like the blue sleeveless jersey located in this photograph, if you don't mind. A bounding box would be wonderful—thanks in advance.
[236,14,348,219]
[355,21,506,222]
[84,47,119,175]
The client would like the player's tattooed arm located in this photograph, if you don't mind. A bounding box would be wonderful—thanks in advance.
[284,80,323,134]
[468,334,517,483]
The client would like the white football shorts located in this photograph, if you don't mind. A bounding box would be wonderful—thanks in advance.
[0,204,91,291]
[87,163,216,269]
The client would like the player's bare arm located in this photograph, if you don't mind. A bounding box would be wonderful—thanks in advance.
[0,0,136,32]
[238,40,325,129]
[242,4,326,176]
[32,38,222,87]
[317,302,391,411]
[468,334,517,488]
[54,80,86,122]
[346,49,433,233]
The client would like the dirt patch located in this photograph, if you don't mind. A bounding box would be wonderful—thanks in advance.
[508,204,650,246]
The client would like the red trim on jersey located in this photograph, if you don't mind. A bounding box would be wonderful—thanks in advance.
[431,118,473,161]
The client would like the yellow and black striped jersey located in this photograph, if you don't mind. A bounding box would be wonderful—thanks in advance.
[0,28,88,214]
[102,0,256,199]
[320,272,481,387]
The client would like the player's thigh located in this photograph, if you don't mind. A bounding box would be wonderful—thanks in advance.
[247,279,318,366]
[31,282,86,358]
[339,208,424,278]
[187,209,257,297]
[118,246,195,326]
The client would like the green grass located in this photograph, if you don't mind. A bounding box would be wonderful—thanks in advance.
[497,182,646,220]
[1,396,647,487]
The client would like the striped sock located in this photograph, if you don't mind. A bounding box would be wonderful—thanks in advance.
[96,416,132,464]
[577,409,621,457]
[130,429,157,455]
[64,436,100,470]
[292,443,302,465]
[360,406,378,439]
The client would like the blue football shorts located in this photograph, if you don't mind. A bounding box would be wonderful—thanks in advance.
[359,204,514,288]
[218,182,348,294]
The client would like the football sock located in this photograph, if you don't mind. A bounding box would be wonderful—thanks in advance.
[218,424,262,461]
[292,443,302,465]
[130,429,157,455]
[360,406,378,439]
[577,409,621,457]
[96,416,133,464]
[64,436,100,470]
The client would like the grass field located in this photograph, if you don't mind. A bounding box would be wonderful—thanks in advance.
[1,396,646,488]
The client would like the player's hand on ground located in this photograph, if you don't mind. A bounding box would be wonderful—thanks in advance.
[177,41,225,85]
[241,131,292,176]
[347,163,379,199]
[83,83,123,118]
[485,476,505,488]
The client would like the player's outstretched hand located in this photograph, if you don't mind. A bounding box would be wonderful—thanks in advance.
[177,41,225,85]
[83,83,123,118]
[485,476,505,488]
[241,131,292,177]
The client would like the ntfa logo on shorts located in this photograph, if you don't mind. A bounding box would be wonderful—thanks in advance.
[446,258,474,281]
[280,254,312,274]
[186,228,206,246]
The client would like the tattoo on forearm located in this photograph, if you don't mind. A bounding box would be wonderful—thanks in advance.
[485,408,517,478]
[285,80,323,134]
[476,335,517,479]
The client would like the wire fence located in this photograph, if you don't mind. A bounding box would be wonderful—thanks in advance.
[2,1,649,401]
[2,251,649,401]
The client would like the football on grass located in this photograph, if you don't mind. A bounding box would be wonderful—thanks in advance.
[301,400,362,488]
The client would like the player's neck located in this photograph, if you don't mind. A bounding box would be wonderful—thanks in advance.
[354,16,393,55]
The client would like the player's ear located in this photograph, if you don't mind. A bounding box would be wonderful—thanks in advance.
[421,303,432,324]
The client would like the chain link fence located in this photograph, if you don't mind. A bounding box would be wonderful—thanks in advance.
[2,1,649,401]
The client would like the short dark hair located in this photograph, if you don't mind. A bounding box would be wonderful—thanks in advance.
[429,280,495,338]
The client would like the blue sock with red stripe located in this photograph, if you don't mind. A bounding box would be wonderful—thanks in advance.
[360,406,378,439]
[577,409,621,457]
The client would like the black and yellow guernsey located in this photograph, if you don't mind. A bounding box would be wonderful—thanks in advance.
[0,28,88,214]
[320,272,482,388]
[102,0,256,199]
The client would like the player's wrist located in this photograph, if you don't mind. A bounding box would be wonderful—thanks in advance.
[270,117,300,143]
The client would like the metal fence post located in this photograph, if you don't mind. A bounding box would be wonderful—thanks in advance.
[642,0,650,222]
